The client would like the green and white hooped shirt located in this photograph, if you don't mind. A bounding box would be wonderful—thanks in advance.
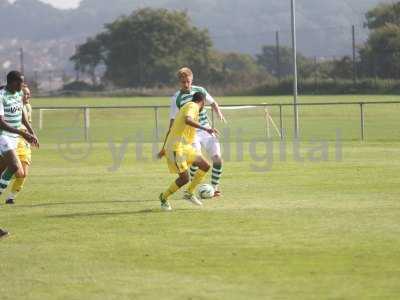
[170,85,215,128]
[0,89,23,139]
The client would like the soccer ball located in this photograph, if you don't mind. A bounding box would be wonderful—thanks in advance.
[197,184,215,199]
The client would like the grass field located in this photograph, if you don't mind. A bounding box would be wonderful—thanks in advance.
[1,95,400,299]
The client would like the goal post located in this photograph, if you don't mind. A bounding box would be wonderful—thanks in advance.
[209,105,283,140]
[37,107,90,142]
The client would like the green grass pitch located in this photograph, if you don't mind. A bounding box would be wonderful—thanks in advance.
[1,95,400,299]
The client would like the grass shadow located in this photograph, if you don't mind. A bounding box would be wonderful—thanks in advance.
[47,207,200,219]
[10,199,156,208]
[11,198,192,209]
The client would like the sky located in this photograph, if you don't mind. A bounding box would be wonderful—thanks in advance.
[9,0,81,9]
[40,0,81,9]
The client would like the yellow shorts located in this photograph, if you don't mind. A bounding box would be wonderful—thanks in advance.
[16,138,32,165]
[165,145,200,174]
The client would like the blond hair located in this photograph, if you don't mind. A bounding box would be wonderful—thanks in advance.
[22,85,31,96]
[177,67,193,79]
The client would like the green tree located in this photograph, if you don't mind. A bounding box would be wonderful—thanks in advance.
[257,46,291,78]
[71,36,105,85]
[72,8,213,87]
[256,45,313,79]
[365,2,400,29]
[361,24,400,78]
[330,56,354,79]
[221,53,259,73]
[209,52,267,87]
[360,2,400,78]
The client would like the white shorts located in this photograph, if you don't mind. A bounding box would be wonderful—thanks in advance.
[0,135,18,156]
[193,129,221,158]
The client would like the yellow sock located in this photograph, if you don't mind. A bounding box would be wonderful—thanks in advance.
[11,177,25,194]
[162,182,180,199]
[187,170,207,194]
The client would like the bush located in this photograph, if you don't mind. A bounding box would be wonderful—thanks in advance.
[243,78,400,95]
[62,81,103,92]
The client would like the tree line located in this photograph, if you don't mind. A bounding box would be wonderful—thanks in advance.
[70,3,400,93]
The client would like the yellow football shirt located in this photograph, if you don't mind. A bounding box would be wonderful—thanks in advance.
[166,102,199,151]
[16,102,33,164]
[25,103,32,124]
[20,103,32,131]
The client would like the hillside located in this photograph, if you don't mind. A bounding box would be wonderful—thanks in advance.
[0,0,391,54]
[0,0,392,78]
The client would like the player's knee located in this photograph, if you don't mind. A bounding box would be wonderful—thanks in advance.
[179,172,190,185]
[8,163,19,175]
[200,160,210,172]
[212,155,223,166]
[15,169,26,178]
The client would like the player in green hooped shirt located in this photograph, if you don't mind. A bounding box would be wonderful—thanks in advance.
[0,71,38,192]
[0,71,39,237]
[159,67,227,197]
[0,71,39,238]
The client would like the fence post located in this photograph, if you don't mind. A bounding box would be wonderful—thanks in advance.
[154,107,159,141]
[352,24,357,84]
[276,30,281,82]
[39,109,43,130]
[360,103,365,141]
[264,106,270,139]
[279,105,284,140]
[83,107,90,142]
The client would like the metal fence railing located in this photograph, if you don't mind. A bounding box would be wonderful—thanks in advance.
[32,101,400,143]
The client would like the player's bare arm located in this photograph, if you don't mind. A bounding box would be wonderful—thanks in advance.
[0,116,35,144]
[22,111,39,148]
[157,119,176,159]
[185,116,219,136]
[211,102,227,124]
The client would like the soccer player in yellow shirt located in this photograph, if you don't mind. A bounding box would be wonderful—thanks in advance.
[158,92,218,211]
[167,68,226,197]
